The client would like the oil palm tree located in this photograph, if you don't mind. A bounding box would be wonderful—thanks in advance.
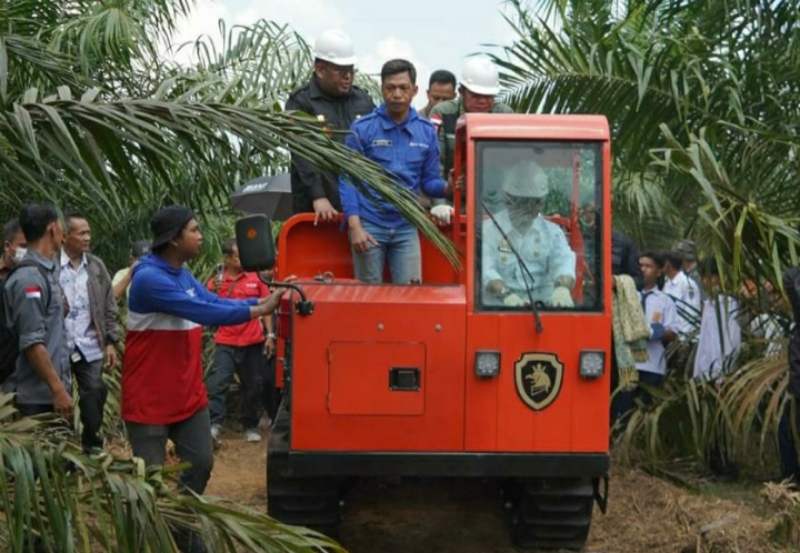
[490,0,800,473]
[0,0,457,271]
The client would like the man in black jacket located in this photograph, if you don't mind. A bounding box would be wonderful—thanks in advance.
[286,29,375,223]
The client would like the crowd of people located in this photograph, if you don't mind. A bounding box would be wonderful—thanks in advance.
[0,26,799,552]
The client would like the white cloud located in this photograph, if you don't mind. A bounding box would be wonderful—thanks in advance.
[168,0,346,64]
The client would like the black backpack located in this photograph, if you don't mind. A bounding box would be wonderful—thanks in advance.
[0,260,51,384]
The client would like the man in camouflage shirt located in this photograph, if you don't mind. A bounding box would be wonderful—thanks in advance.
[429,57,512,224]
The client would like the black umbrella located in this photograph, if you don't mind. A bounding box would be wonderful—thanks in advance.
[230,173,293,221]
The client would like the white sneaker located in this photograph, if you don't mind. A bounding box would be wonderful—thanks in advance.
[210,424,222,441]
[244,428,262,442]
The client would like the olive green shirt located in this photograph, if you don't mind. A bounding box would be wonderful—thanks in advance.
[429,99,513,206]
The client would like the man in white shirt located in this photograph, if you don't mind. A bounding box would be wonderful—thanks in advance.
[662,251,701,336]
[60,211,119,451]
[482,160,576,308]
[693,258,741,381]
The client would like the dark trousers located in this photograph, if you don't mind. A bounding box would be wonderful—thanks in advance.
[126,408,213,553]
[16,403,54,416]
[72,356,107,450]
[611,370,665,425]
[779,399,800,481]
[206,343,265,429]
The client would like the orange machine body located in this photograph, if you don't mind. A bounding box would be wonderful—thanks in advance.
[275,114,611,458]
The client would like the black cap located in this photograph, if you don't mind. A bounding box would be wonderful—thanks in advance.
[150,206,195,249]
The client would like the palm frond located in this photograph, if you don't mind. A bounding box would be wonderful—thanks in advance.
[0,91,459,268]
[0,392,341,551]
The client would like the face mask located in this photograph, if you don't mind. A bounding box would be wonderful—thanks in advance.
[13,247,27,263]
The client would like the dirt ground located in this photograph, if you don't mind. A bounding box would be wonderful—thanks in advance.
[205,428,793,553]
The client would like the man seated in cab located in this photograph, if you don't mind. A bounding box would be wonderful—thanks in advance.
[339,59,448,284]
[482,160,576,307]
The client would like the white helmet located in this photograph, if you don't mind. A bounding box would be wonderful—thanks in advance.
[314,29,357,66]
[461,56,500,96]
[503,160,549,198]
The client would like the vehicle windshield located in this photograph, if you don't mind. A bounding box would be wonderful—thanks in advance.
[476,141,603,312]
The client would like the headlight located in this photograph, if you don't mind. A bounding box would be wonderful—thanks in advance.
[475,351,501,378]
[579,350,605,379]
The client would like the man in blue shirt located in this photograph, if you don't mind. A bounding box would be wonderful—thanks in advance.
[339,59,448,284]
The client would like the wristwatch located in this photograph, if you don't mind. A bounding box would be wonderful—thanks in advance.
[266,332,276,340]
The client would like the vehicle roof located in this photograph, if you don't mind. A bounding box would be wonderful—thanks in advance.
[462,113,610,141]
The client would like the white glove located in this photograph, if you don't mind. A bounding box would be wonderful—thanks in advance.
[430,204,454,225]
[504,293,527,307]
[550,286,574,307]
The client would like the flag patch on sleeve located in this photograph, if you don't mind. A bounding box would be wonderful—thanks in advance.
[24,286,42,299]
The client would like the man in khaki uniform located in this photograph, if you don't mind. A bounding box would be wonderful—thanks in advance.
[417,69,457,119]
[429,57,513,223]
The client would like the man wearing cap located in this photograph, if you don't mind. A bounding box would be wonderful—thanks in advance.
[286,29,375,224]
[481,161,576,307]
[123,206,284,536]
[429,57,513,225]
[675,239,703,297]
[662,251,701,336]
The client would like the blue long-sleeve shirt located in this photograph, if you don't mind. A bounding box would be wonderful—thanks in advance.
[128,254,256,327]
[339,105,447,229]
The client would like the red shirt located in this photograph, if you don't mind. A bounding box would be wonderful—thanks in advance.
[206,271,269,346]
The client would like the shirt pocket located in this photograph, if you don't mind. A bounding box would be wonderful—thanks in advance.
[368,145,393,164]
[406,145,427,173]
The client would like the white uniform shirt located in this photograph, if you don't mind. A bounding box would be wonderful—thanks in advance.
[482,211,575,305]
[635,287,678,375]
[693,295,741,380]
[59,251,103,362]
[663,270,701,335]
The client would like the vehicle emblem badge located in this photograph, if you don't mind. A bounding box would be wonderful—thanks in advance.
[514,352,564,410]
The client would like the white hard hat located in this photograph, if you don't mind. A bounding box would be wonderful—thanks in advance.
[314,29,357,66]
[503,161,549,198]
[461,56,500,96]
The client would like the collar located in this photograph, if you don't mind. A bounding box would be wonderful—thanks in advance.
[147,253,185,275]
[376,104,417,130]
[667,270,684,284]
[60,249,86,270]
[27,249,56,272]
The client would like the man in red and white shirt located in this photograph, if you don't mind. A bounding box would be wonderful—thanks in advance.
[206,239,274,444]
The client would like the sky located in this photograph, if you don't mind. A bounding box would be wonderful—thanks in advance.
[172,0,520,108]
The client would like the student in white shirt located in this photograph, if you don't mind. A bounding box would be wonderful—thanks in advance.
[662,251,701,337]
[693,258,742,381]
[636,252,679,388]
[613,252,679,422]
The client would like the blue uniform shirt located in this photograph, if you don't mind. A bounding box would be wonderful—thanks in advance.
[339,105,447,229]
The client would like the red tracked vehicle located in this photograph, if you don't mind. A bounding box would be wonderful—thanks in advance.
[243,113,611,550]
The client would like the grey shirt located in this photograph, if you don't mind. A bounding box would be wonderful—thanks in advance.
[2,250,70,404]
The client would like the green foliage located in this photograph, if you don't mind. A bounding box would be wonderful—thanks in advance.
[0,0,457,274]
[493,0,800,288]
[496,0,800,474]
[0,394,341,552]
